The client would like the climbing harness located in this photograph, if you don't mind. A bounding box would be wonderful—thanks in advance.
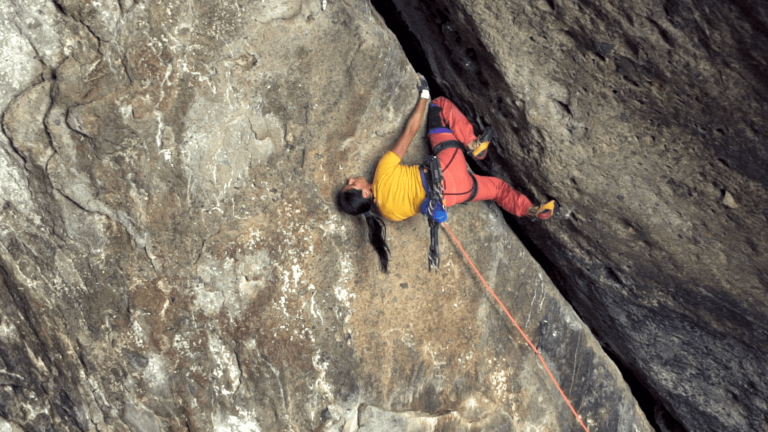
[443,223,592,432]
[429,142,478,202]
[430,137,463,155]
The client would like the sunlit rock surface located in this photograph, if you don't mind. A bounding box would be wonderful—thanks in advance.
[0,0,652,431]
[386,0,768,431]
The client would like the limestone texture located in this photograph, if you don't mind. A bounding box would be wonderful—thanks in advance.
[385,0,768,431]
[0,0,651,432]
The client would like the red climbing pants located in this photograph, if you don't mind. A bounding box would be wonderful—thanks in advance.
[428,97,532,217]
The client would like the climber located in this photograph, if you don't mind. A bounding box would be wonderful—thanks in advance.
[338,74,555,272]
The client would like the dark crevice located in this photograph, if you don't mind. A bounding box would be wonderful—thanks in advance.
[500,211,684,432]
[51,0,66,16]
[369,1,683,431]
[370,0,444,99]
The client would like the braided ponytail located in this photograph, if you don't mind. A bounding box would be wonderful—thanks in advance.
[338,189,390,272]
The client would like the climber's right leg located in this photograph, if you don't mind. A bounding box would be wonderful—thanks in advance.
[428,96,477,147]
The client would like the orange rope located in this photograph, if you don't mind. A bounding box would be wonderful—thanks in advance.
[443,223,591,432]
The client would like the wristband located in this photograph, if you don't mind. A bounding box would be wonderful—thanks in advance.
[420,89,430,99]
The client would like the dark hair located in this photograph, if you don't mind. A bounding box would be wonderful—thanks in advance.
[338,188,390,272]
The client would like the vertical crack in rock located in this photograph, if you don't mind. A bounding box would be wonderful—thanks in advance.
[11,21,46,74]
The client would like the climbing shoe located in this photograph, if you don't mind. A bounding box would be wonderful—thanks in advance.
[467,126,496,161]
[528,200,557,220]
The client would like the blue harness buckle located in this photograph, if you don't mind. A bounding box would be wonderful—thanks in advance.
[420,169,448,223]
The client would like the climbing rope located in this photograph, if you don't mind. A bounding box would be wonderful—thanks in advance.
[443,223,591,432]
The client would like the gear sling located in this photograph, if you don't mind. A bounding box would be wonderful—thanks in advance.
[419,101,479,271]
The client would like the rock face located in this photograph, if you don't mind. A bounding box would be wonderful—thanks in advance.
[0,0,652,432]
[385,0,768,431]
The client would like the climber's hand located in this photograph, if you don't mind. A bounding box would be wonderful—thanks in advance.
[417,73,429,92]
[417,73,430,99]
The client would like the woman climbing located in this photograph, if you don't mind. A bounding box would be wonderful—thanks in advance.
[338,74,555,272]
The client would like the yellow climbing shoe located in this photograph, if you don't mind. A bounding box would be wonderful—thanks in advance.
[534,200,557,220]
[468,126,496,161]
[471,140,490,159]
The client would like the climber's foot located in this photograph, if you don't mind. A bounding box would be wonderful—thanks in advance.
[527,200,557,220]
[467,126,496,161]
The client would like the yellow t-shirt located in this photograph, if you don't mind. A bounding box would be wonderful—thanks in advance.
[373,151,426,221]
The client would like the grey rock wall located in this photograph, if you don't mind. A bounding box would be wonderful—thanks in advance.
[0,0,651,432]
[385,0,768,431]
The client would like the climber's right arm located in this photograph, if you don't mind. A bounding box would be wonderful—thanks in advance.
[389,96,428,159]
